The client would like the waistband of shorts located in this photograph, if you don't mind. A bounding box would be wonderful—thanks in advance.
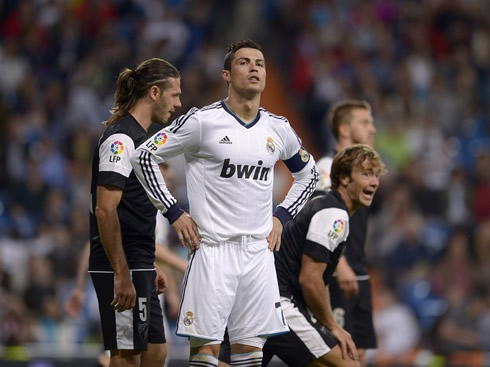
[223,235,264,245]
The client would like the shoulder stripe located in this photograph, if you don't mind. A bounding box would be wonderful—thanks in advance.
[169,107,198,134]
[201,101,222,112]
[138,151,175,209]
[259,108,289,123]
[287,166,320,216]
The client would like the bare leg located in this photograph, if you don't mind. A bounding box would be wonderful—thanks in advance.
[109,350,141,367]
[141,343,167,367]
[307,345,360,367]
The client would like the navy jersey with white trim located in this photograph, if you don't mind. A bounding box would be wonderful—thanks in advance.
[89,114,158,271]
[314,153,370,276]
[131,100,319,243]
[275,190,350,304]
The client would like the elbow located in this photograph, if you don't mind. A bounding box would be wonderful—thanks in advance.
[298,272,314,292]
[95,205,112,220]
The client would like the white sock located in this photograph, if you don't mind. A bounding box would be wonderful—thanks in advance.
[231,351,263,366]
[189,353,218,367]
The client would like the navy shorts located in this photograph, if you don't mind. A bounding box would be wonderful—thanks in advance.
[90,270,166,351]
[329,277,377,349]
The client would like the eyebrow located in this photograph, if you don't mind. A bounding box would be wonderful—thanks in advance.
[236,57,265,63]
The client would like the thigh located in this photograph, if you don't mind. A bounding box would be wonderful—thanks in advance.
[177,244,239,340]
[91,270,159,351]
[148,289,165,344]
[351,280,376,349]
[264,298,338,366]
[228,242,288,342]
[328,276,353,331]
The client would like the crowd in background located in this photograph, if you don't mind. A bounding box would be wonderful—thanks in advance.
[0,0,489,365]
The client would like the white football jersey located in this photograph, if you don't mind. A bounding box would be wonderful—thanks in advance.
[315,155,334,192]
[131,101,319,242]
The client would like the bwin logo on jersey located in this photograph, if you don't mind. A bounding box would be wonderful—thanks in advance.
[220,159,270,181]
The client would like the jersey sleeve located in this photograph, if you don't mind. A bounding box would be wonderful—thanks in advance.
[131,109,201,223]
[98,133,135,189]
[304,207,349,263]
[273,122,319,226]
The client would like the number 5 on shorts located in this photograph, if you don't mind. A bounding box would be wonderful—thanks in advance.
[139,297,147,322]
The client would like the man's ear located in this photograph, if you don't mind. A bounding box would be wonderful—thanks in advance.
[149,85,160,101]
[340,175,350,187]
[338,123,351,140]
[221,69,231,83]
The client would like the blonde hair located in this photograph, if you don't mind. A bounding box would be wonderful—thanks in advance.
[330,144,385,190]
[328,100,371,140]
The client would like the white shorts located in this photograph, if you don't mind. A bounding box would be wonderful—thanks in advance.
[176,236,289,342]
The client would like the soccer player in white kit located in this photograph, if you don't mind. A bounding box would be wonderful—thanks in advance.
[131,39,319,367]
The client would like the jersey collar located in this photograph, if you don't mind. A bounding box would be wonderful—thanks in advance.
[221,100,261,129]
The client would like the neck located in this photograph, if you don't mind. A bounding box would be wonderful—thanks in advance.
[337,187,360,216]
[129,101,152,132]
[225,91,260,124]
[336,139,354,152]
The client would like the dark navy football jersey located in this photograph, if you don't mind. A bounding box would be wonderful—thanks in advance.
[315,153,369,276]
[89,114,157,271]
[275,190,350,305]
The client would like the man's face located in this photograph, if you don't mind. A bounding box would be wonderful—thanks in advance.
[152,77,182,125]
[347,108,376,146]
[346,159,381,207]
[224,47,266,97]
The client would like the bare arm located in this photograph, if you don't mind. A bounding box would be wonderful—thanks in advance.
[155,245,187,273]
[96,184,136,312]
[299,254,358,361]
[335,256,359,297]
[64,240,90,318]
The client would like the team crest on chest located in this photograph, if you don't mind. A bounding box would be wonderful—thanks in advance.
[184,311,194,326]
[266,137,275,154]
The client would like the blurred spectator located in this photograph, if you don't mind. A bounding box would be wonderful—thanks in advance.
[0,0,488,363]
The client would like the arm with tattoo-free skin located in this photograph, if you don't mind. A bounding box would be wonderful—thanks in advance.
[96,185,136,312]
[299,254,358,361]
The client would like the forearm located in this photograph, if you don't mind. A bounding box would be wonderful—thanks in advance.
[130,148,183,223]
[75,241,90,291]
[155,246,187,273]
[302,280,338,331]
[276,160,319,224]
[96,208,128,275]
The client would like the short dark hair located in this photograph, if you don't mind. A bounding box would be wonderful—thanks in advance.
[223,39,263,71]
[105,58,180,125]
[328,100,371,140]
[330,144,384,191]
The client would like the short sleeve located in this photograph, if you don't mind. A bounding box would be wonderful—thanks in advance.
[306,207,349,252]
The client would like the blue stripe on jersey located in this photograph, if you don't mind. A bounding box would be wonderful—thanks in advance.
[176,250,197,336]
[259,107,288,123]
[201,101,222,111]
[221,100,261,129]
[139,151,174,208]
[169,108,197,134]
[287,166,319,216]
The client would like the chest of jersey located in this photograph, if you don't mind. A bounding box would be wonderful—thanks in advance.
[198,115,282,182]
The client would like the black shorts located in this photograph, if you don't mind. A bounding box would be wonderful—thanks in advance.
[263,298,338,367]
[90,270,166,351]
[329,277,377,349]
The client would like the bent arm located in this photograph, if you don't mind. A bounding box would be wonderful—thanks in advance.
[275,155,319,226]
[298,254,337,330]
[96,185,128,276]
